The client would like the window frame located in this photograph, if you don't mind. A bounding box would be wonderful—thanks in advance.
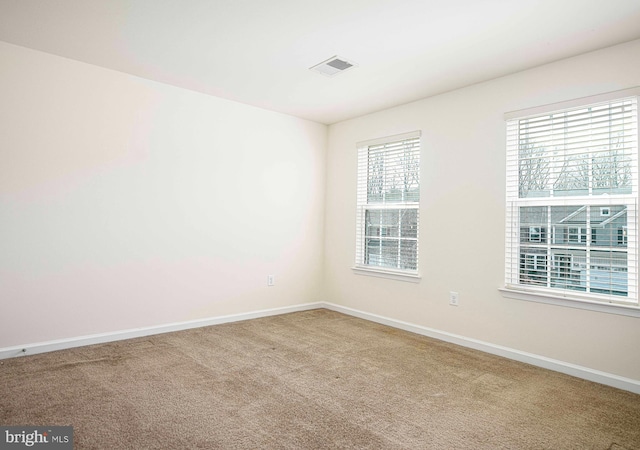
[503,88,640,316]
[353,131,421,282]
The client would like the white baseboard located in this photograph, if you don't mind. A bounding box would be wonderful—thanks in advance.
[0,302,324,360]
[2,300,638,395]
[321,302,640,395]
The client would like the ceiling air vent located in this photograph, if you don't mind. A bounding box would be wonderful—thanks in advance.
[310,56,357,77]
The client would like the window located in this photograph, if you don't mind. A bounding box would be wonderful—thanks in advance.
[529,226,543,242]
[568,227,586,244]
[355,132,420,276]
[506,95,638,306]
[619,226,628,246]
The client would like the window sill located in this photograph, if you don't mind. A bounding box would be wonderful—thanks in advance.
[352,266,421,283]
[499,287,640,318]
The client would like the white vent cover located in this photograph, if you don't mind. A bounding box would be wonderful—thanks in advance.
[310,56,357,77]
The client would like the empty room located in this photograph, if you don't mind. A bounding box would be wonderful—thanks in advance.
[1,1,640,448]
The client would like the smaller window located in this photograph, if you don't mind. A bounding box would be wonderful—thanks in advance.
[619,226,628,246]
[600,207,611,217]
[529,226,542,242]
[568,227,586,244]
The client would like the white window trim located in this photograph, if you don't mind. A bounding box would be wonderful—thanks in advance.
[504,87,640,121]
[354,131,421,279]
[351,266,422,282]
[504,87,640,313]
[499,287,640,318]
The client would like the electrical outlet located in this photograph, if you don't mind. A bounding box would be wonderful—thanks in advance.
[449,291,459,306]
[267,275,275,286]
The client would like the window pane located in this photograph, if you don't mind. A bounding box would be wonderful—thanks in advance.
[518,205,630,295]
[592,151,632,195]
[520,207,547,243]
[519,153,551,198]
[365,210,381,237]
[364,239,381,266]
[553,154,589,196]
[367,149,385,203]
[365,239,400,268]
[367,139,420,204]
[590,251,628,296]
[517,101,636,199]
[380,240,399,267]
[550,251,579,291]
[592,205,627,248]
[365,210,398,237]
[365,209,418,239]
[399,240,417,270]
[363,207,418,270]
[550,249,585,292]
[400,209,418,238]
[381,210,399,237]
[550,205,587,245]
[519,250,547,286]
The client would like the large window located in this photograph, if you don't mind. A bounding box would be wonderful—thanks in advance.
[506,95,638,306]
[355,132,420,276]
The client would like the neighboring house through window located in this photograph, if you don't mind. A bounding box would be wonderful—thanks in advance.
[355,132,420,277]
[505,93,638,306]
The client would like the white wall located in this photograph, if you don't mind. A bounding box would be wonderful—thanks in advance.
[0,42,327,347]
[324,39,640,381]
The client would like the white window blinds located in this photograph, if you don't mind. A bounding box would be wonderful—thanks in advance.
[506,96,638,305]
[356,132,421,274]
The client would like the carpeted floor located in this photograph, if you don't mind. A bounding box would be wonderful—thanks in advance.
[1,309,639,449]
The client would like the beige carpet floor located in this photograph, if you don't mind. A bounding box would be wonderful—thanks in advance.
[1,309,639,449]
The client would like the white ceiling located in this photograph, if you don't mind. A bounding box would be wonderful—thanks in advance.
[1,0,639,124]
